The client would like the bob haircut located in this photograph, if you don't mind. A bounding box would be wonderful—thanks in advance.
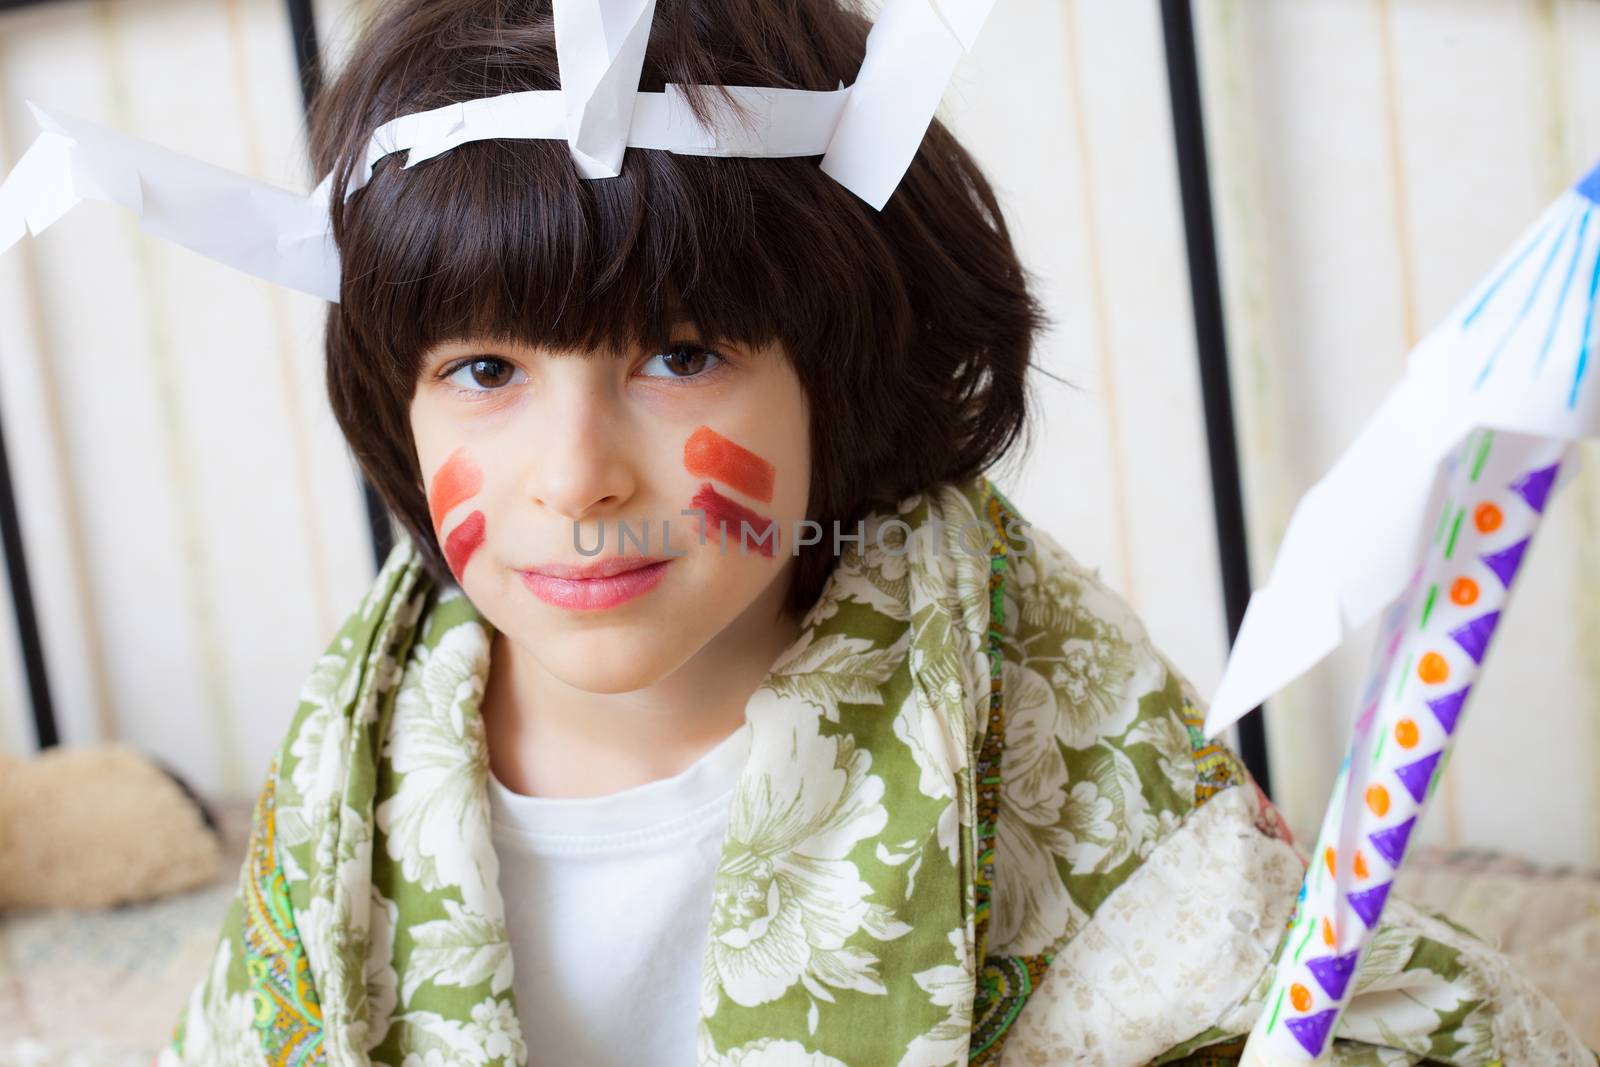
[308,0,1045,618]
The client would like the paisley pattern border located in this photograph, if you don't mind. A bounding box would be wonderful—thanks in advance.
[970,483,1054,1064]
[241,753,325,1064]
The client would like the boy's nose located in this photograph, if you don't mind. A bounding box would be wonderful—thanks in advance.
[522,372,638,521]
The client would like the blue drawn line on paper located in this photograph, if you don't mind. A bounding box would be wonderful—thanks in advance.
[1474,209,1578,388]
[1463,210,1564,330]
[1570,242,1600,408]
[1536,206,1592,375]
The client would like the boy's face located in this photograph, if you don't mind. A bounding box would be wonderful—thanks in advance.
[409,329,810,694]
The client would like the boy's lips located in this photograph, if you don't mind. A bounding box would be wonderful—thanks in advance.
[517,556,673,611]
[521,555,669,580]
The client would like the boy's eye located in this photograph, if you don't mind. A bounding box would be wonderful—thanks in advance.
[639,342,725,380]
[445,357,524,392]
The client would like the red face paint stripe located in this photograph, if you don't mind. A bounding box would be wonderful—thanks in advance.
[443,510,486,580]
[691,483,777,558]
[683,426,775,503]
[429,447,484,532]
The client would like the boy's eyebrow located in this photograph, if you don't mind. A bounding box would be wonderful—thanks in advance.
[419,336,639,365]
[416,340,489,371]
[421,334,546,358]
[419,313,740,364]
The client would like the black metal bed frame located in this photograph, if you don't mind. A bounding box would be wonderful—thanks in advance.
[0,0,1272,799]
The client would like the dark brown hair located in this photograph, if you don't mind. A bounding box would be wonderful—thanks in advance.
[308,0,1045,617]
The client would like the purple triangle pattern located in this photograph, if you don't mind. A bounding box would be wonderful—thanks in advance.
[1449,611,1500,665]
[1347,882,1393,928]
[1427,686,1471,735]
[1285,1009,1339,1057]
[1369,816,1417,868]
[1306,950,1361,1002]
[1395,752,1442,805]
[1480,538,1529,589]
[1510,463,1558,514]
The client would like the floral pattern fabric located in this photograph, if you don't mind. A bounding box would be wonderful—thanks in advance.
[158,475,1595,1066]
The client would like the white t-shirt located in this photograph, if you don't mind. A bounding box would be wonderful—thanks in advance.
[486,721,752,1066]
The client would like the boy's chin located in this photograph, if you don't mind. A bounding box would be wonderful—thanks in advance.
[521,624,706,695]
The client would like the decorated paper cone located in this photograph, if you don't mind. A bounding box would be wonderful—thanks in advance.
[1205,160,1600,743]
[1240,430,1571,1065]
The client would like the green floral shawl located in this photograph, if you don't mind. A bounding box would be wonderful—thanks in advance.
[159,475,1593,1067]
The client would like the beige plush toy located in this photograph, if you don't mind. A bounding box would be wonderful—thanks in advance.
[0,742,224,911]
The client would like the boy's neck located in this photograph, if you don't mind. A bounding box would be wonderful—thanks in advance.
[480,579,803,799]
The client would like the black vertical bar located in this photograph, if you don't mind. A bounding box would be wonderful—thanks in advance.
[0,3,60,749]
[284,0,395,570]
[0,375,59,749]
[285,0,322,112]
[0,0,70,755]
[1158,0,1273,798]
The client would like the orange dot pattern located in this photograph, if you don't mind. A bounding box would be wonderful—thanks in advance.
[1274,477,1532,1036]
[1366,783,1390,817]
[1395,718,1420,748]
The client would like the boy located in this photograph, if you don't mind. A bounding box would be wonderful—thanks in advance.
[160,0,1594,1064]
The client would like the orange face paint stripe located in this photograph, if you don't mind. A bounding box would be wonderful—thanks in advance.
[683,425,775,503]
[429,447,484,532]
[444,510,486,580]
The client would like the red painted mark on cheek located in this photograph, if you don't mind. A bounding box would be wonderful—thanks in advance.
[691,483,777,558]
[443,510,487,581]
[428,447,484,531]
[683,426,775,503]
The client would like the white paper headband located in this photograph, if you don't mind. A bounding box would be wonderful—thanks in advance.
[0,0,998,304]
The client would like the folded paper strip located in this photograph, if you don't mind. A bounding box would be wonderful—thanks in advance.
[0,0,999,303]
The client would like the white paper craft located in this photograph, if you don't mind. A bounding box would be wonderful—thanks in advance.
[0,0,999,302]
[1213,161,1600,1065]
